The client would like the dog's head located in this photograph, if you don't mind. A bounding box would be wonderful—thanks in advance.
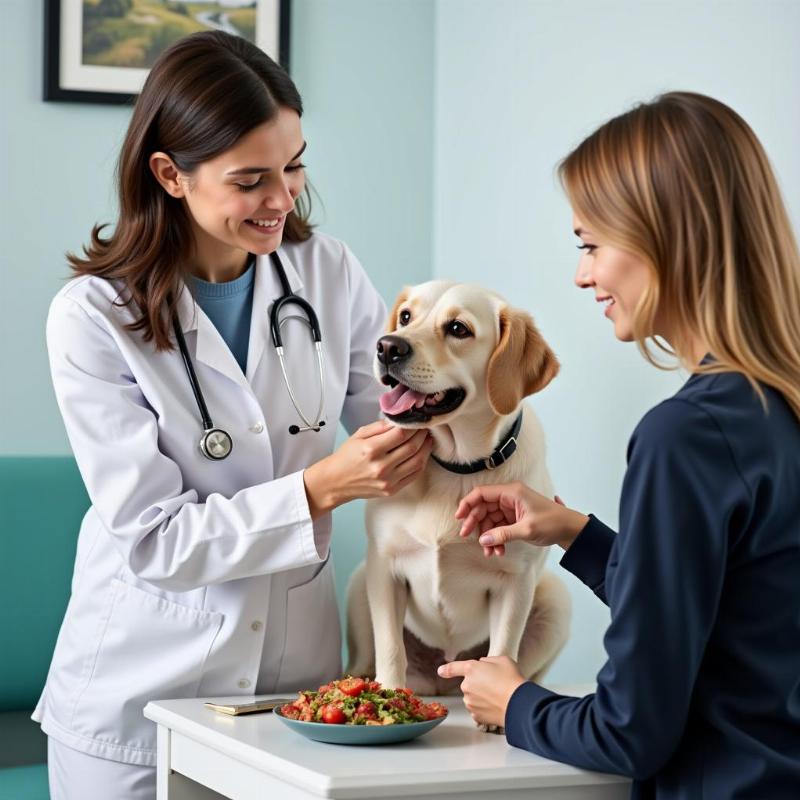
[375,280,559,427]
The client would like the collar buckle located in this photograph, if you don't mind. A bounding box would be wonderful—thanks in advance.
[485,435,517,470]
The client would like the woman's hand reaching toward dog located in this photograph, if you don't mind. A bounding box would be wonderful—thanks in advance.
[455,482,589,557]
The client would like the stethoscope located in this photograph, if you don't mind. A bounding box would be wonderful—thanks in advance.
[172,251,326,461]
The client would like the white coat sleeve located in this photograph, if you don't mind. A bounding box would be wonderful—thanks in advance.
[47,294,324,593]
[338,244,388,434]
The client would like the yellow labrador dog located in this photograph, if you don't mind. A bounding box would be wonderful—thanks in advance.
[346,281,571,707]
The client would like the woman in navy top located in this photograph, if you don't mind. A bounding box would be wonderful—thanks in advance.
[439,92,800,799]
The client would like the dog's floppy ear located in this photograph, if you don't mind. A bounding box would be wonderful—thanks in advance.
[487,307,560,415]
[386,288,411,333]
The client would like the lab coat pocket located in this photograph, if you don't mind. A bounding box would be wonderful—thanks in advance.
[72,578,223,752]
[277,557,342,691]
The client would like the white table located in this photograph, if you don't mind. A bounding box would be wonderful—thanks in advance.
[144,685,631,799]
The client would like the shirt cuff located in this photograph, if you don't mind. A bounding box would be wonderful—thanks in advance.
[559,514,616,593]
[504,680,558,748]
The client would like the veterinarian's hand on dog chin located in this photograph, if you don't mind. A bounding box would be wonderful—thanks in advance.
[455,482,589,556]
[304,420,434,517]
[437,656,526,728]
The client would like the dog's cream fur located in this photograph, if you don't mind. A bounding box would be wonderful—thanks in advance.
[346,281,571,702]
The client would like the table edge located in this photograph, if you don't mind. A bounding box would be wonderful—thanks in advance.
[144,700,630,796]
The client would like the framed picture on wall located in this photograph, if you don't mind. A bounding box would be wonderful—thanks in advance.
[43,0,291,104]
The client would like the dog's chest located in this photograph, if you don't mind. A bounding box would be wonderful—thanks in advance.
[387,536,539,654]
[386,533,531,601]
[368,466,542,595]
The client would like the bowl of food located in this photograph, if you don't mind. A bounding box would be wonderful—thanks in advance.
[274,676,448,745]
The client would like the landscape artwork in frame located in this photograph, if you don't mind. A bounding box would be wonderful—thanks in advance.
[44,0,290,104]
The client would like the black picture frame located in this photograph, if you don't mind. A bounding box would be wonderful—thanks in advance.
[43,0,292,105]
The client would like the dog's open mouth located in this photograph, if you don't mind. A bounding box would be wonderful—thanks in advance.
[379,378,466,423]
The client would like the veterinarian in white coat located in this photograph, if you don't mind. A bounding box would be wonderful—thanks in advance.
[34,32,433,800]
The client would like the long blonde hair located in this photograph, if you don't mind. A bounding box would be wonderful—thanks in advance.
[559,91,800,421]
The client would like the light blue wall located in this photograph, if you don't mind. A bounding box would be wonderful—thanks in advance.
[433,0,800,683]
[2,0,134,456]
[4,0,799,687]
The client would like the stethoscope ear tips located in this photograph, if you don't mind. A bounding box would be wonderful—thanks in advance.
[288,425,300,435]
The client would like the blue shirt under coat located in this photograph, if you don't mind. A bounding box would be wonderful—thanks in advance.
[191,257,256,375]
[505,367,800,799]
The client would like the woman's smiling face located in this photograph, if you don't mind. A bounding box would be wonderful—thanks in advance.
[572,213,654,342]
[149,105,307,280]
[183,106,307,255]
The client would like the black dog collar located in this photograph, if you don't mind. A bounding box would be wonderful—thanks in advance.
[431,412,523,474]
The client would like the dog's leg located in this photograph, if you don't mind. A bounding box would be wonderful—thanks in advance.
[479,574,538,733]
[487,574,537,660]
[345,561,376,678]
[517,569,572,684]
[366,548,409,689]
[476,578,569,730]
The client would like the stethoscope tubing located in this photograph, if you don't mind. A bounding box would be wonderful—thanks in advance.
[172,317,214,432]
[270,294,322,346]
[276,340,326,433]
[173,251,327,459]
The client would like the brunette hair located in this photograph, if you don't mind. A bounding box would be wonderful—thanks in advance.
[68,30,313,350]
[559,91,800,421]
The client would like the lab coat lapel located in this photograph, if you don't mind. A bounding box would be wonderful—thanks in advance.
[245,247,304,384]
[175,282,251,393]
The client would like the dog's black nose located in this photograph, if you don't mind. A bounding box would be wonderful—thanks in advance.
[377,335,413,365]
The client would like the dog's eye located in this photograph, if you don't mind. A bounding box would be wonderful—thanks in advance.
[398,310,411,326]
[446,320,472,339]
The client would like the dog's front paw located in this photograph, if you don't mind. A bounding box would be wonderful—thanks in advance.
[476,722,505,735]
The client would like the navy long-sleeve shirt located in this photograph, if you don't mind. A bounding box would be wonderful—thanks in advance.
[505,368,800,799]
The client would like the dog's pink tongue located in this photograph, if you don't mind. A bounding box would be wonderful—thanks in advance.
[380,384,427,415]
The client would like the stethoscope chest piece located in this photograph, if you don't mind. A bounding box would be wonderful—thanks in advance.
[200,428,233,460]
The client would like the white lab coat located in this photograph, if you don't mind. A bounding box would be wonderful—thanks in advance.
[32,232,387,766]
